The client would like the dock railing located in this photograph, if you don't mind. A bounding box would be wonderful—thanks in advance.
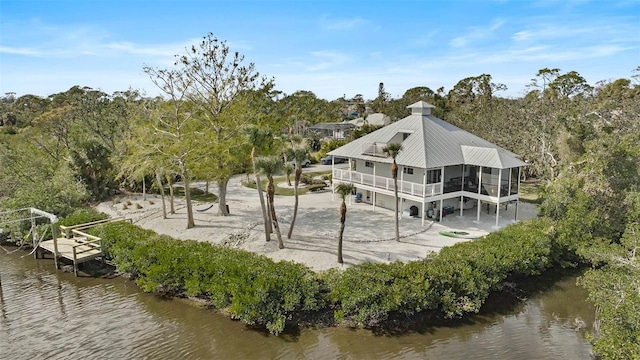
[71,229,103,276]
[59,217,129,239]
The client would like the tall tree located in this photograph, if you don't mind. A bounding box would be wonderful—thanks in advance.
[142,66,197,229]
[549,71,592,98]
[254,156,284,249]
[286,135,310,239]
[383,143,403,242]
[335,182,355,264]
[118,122,173,219]
[178,33,273,216]
[277,90,336,134]
[244,125,272,241]
[373,82,389,113]
[528,67,561,93]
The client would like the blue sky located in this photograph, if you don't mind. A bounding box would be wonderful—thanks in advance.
[1,0,639,100]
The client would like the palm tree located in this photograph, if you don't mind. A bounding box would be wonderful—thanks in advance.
[335,183,355,264]
[383,143,403,241]
[254,156,284,249]
[283,164,293,186]
[286,136,310,240]
[244,126,272,241]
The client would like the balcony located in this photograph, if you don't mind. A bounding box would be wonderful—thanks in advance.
[333,169,442,198]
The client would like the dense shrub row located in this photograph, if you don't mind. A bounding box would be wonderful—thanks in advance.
[328,217,562,325]
[90,222,323,335]
[80,215,566,335]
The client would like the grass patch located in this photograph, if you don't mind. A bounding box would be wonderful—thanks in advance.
[519,180,542,204]
[166,186,219,202]
[242,171,331,196]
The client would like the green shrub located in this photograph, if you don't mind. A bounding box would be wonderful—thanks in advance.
[329,261,436,326]
[300,175,312,185]
[92,221,323,335]
[307,184,327,192]
[91,216,567,333]
[327,217,562,325]
[57,208,109,227]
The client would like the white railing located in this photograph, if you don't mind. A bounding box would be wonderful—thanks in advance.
[333,169,442,198]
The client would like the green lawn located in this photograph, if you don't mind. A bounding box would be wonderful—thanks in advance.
[165,186,219,202]
[243,170,332,196]
[519,180,542,204]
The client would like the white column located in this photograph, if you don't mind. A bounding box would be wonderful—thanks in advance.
[459,165,465,217]
[515,167,521,221]
[508,167,512,197]
[495,168,502,228]
[423,169,427,197]
[399,167,404,219]
[422,169,427,226]
[331,161,335,200]
[348,160,352,205]
[475,166,482,223]
[478,166,482,195]
[372,163,376,211]
[439,199,444,222]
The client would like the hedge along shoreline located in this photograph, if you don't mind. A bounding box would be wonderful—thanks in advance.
[82,215,565,335]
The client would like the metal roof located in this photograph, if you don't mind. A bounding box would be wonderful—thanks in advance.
[328,102,527,170]
[310,122,356,131]
[348,113,391,127]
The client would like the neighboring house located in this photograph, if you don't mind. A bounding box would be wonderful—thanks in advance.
[310,122,356,140]
[349,113,392,128]
[328,101,527,227]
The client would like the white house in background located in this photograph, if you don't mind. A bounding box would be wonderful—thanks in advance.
[309,122,357,140]
[328,101,527,228]
[349,113,392,128]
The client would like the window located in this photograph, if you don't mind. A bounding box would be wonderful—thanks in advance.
[365,161,374,168]
[427,169,441,183]
[402,132,410,140]
[403,167,414,175]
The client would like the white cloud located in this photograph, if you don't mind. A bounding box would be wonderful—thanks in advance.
[306,51,351,71]
[449,19,506,47]
[0,46,41,56]
[511,24,591,42]
[320,16,366,30]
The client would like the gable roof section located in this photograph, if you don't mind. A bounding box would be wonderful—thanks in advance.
[461,146,526,169]
[329,103,527,170]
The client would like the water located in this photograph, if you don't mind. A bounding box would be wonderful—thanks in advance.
[0,249,595,359]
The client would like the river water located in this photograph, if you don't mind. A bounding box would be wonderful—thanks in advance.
[0,249,595,359]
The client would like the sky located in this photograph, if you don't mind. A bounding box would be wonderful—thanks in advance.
[1,0,639,101]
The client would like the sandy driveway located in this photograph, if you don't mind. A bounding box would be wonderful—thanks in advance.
[96,172,537,272]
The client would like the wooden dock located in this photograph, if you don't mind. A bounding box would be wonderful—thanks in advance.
[37,217,129,276]
[39,237,103,274]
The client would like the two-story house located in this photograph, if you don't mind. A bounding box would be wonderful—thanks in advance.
[328,101,527,228]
